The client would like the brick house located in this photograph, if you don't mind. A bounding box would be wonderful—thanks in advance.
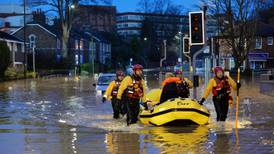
[250,23,274,69]
[212,22,274,70]
[69,29,111,66]
[72,5,116,32]
[11,23,111,70]
[11,23,60,51]
[0,31,25,70]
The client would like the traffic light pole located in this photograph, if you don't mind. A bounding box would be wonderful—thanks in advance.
[182,36,192,78]
[192,6,207,100]
[160,40,167,84]
[178,32,183,77]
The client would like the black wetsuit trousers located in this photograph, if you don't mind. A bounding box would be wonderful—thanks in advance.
[111,97,127,119]
[125,98,140,125]
[111,98,121,119]
[213,96,229,121]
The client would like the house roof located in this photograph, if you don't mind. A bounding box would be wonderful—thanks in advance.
[0,31,23,42]
[70,28,111,43]
[256,22,274,36]
[11,23,57,37]
[90,31,111,43]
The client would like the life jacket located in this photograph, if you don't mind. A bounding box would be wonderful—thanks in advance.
[212,76,231,98]
[111,80,121,97]
[126,75,144,99]
[176,78,190,98]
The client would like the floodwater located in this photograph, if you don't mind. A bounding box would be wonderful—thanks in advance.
[0,75,273,154]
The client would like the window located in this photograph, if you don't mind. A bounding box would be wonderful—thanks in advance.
[79,39,84,50]
[75,40,79,49]
[28,34,36,49]
[13,43,17,52]
[255,37,262,49]
[57,39,61,49]
[267,37,273,45]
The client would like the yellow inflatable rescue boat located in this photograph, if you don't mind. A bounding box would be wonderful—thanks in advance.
[140,89,210,126]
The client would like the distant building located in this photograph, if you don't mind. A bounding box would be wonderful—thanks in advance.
[250,23,274,69]
[72,5,116,32]
[116,12,189,40]
[206,16,218,38]
[69,30,111,66]
[212,22,274,70]
[0,31,25,70]
[0,4,32,33]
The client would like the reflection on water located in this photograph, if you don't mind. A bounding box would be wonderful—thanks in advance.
[0,76,273,153]
[106,132,140,154]
[140,126,209,153]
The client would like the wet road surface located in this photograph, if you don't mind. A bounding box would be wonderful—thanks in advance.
[0,75,273,154]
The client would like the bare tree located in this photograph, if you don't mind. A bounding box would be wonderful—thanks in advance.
[203,0,264,69]
[31,0,111,58]
[137,0,153,13]
[138,0,184,15]
[138,0,186,66]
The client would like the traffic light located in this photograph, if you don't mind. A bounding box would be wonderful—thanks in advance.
[189,11,205,45]
[183,37,190,53]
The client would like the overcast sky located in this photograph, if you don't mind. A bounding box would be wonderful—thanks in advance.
[1,0,201,12]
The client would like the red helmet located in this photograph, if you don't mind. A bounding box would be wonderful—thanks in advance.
[214,66,224,74]
[133,64,143,71]
[116,70,125,77]
[175,70,183,75]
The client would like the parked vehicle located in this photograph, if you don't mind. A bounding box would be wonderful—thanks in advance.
[93,73,116,95]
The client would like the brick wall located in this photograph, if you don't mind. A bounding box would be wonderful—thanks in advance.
[13,24,57,49]
[73,5,116,32]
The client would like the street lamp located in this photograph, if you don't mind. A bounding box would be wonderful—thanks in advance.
[130,58,133,66]
[144,37,147,41]
[71,4,76,9]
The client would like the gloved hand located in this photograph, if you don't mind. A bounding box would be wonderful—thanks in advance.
[143,102,149,110]
[237,82,241,90]
[102,97,106,103]
[199,98,205,105]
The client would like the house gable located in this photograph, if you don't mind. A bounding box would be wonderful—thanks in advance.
[11,23,58,49]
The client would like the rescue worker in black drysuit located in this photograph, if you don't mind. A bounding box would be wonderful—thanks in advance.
[103,70,126,119]
[116,64,147,125]
[200,66,241,121]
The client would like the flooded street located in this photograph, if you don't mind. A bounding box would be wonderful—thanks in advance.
[0,75,273,154]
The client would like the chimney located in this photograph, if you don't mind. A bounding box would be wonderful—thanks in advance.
[4,22,10,28]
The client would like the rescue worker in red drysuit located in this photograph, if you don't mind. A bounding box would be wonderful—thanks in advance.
[200,66,241,121]
[160,70,193,103]
[116,64,147,125]
[103,70,126,119]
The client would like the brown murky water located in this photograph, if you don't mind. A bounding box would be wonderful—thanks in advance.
[0,75,273,154]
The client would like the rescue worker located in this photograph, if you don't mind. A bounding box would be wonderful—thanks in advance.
[199,66,241,121]
[116,64,147,126]
[102,70,126,119]
[160,70,193,103]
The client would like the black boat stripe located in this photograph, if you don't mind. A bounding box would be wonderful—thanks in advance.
[140,108,210,118]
